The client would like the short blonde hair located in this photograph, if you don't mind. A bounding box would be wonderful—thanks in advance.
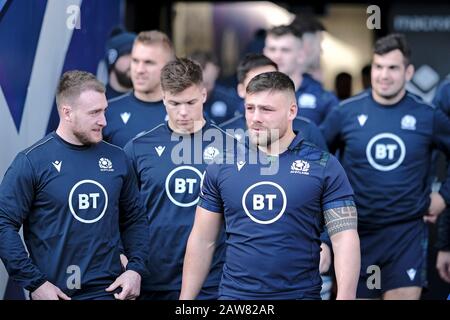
[135,30,175,59]
[55,70,105,109]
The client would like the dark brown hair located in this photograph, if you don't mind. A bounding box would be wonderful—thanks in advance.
[246,71,295,96]
[374,33,411,65]
[160,58,203,94]
[237,53,278,84]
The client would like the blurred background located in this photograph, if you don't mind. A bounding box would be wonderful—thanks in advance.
[1,0,450,300]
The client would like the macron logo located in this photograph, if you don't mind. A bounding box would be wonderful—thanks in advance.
[120,112,131,124]
[237,161,246,171]
[52,160,62,172]
[358,114,368,127]
[155,146,165,157]
[407,268,417,281]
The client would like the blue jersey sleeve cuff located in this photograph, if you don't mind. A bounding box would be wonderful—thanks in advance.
[25,275,48,293]
[198,198,223,214]
[322,198,355,211]
[126,262,148,278]
[439,189,450,207]
[320,230,332,248]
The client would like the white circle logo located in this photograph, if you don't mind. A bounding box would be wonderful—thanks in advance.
[165,166,203,207]
[68,180,108,224]
[242,181,287,225]
[366,133,406,171]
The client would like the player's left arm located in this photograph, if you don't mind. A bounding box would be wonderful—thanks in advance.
[114,153,150,299]
[324,204,360,300]
[322,153,360,300]
[427,108,450,223]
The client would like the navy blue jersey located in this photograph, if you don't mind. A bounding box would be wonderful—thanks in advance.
[433,79,450,116]
[103,92,168,147]
[219,114,328,151]
[105,83,129,100]
[320,90,450,229]
[124,121,234,291]
[199,132,354,299]
[0,132,148,298]
[204,85,241,125]
[296,73,340,125]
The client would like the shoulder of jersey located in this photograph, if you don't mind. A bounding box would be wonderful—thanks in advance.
[100,139,129,154]
[405,91,435,110]
[219,114,245,128]
[294,140,332,166]
[337,90,371,109]
[213,84,238,97]
[209,122,239,141]
[129,123,167,143]
[302,73,320,86]
[301,75,336,102]
[23,134,55,156]
[438,78,450,91]
[295,116,312,125]
[107,92,133,108]
[303,74,329,93]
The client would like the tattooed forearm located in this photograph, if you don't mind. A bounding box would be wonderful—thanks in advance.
[324,206,358,237]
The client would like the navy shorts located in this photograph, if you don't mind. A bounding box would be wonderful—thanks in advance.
[357,219,428,299]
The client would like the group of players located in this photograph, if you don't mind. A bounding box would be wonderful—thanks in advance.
[1,14,450,300]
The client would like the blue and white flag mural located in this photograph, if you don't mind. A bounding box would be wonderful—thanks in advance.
[0,0,122,299]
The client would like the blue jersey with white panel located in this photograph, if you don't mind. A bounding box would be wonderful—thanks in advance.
[204,84,242,125]
[0,132,148,299]
[199,132,354,299]
[320,90,450,229]
[296,73,340,125]
[103,91,168,147]
[124,121,234,292]
[219,114,328,151]
[433,79,450,116]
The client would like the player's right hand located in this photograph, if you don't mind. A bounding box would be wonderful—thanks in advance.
[424,192,446,224]
[319,242,332,274]
[436,250,450,283]
[31,281,71,300]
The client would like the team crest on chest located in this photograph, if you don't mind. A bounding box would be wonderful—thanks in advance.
[401,115,416,130]
[298,93,317,109]
[290,160,310,175]
[203,146,220,162]
[99,157,114,172]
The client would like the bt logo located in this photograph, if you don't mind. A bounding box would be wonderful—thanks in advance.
[174,178,197,194]
[242,181,287,225]
[253,194,277,211]
[366,133,406,171]
[68,180,108,224]
[78,193,100,209]
[165,166,203,207]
